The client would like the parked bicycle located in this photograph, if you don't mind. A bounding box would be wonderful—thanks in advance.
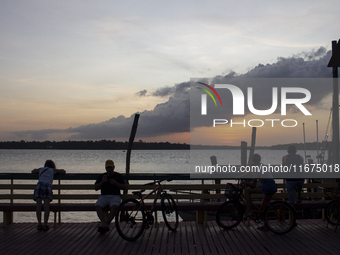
[321,184,340,232]
[216,182,296,234]
[115,178,178,241]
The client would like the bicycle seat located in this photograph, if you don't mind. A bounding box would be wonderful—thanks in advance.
[132,190,145,196]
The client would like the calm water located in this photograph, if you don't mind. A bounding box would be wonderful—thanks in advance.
[0,149,319,173]
[0,149,318,223]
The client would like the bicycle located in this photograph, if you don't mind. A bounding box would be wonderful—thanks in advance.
[216,182,296,235]
[115,178,179,241]
[321,184,340,232]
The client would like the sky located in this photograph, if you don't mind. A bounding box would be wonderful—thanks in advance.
[1,0,340,146]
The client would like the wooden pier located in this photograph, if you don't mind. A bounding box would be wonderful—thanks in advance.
[1,220,340,255]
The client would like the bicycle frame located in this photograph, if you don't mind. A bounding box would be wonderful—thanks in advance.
[321,185,340,232]
[217,182,296,234]
[322,186,340,201]
[237,187,267,220]
[237,185,290,221]
[115,179,178,241]
[138,183,164,215]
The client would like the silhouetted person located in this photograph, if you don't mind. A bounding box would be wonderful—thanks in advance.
[283,145,304,204]
[32,160,66,231]
[241,154,277,230]
[95,160,125,233]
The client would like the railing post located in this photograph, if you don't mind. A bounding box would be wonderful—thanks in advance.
[58,179,61,225]
[241,141,247,166]
[196,179,205,224]
[322,179,325,220]
[5,178,14,226]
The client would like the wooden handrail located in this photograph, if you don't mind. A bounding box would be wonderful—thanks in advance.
[0,182,338,190]
[1,173,339,202]
[0,183,338,200]
[1,173,339,227]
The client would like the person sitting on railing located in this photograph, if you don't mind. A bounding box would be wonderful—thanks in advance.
[240,154,277,231]
[95,159,125,233]
[32,159,66,231]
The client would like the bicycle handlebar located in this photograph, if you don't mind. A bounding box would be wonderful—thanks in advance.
[143,178,176,186]
[227,182,244,192]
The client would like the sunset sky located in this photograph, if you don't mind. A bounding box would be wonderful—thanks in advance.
[1,0,340,146]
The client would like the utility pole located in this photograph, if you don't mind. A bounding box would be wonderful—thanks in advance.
[328,40,340,165]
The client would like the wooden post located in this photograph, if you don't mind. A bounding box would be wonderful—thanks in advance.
[210,156,221,196]
[303,123,307,162]
[125,114,140,187]
[332,40,340,166]
[247,127,257,165]
[197,179,205,224]
[7,178,14,226]
[241,141,247,166]
[316,120,319,163]
[322,179,325,220]
[196,210,204,224]
[58,179,61,226]
[3,211,13,227]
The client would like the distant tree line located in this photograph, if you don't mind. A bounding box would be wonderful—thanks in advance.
[0,140,328,150]
[0,140,190,150]
[269,142,329,151]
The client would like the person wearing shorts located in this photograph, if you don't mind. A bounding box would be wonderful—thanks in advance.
[241,154,277,230]
[32,160,66,231]
[282,145,304,204]
[95,159,125,233]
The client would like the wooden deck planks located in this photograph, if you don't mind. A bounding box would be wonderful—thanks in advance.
[1,220,340,255]
[284,223,325,255]
[245,223,283,255]
[297,219,340,254]
[1,223,34,253]
[236,223,270,255]
[206,221,231,255]
[1,223,38,255]
[185,221,198,254]
[210,222,242,255]
[179,220,189,255]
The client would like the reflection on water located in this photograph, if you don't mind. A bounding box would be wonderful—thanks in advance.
[0,149,318,174]
[0,150,191,173]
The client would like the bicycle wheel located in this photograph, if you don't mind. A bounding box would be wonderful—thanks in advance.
[115,198,146,241]
[216,201,244,229]
[264,201,296,235]
[325,201,340,225]
[161,193,178,231]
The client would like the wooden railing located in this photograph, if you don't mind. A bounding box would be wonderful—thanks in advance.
[1,173,339,226]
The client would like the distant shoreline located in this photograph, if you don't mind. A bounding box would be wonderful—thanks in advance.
[0,140,326,150]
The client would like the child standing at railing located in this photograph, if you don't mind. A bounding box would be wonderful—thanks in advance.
[241,154,277,230]
[32,160,66,231]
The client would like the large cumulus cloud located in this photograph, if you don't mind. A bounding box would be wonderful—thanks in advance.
[12,47,334,141]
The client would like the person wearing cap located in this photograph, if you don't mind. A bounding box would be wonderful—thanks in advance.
[95,159,125,233]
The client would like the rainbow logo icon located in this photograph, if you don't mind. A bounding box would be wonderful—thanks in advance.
[196,82,222,106]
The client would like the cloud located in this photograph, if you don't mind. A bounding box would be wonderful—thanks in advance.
[190,48,333,127]
[294,47,327,61]
[135,89,148,97]
[152,86,175,97]
[242,47,331,78]
[11,47,334,141]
